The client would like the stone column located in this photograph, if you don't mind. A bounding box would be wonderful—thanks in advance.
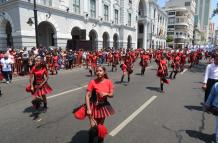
[143,22,148,50]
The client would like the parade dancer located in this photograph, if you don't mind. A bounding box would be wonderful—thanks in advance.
[140,52,149,76]
[125,55,133,82]
[180,52,187,72]
[157,56,168,93]
[89,53,98,76]
[111,52,119,72]
[169,53,180,79]
[120,61,127,83]
[85,66,115,143]
[28,56,53,116]
[51,52,59,75]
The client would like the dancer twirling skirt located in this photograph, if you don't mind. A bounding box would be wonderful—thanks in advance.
[29,56,53,113]
[85,66,115,143]
[157,56,168,93]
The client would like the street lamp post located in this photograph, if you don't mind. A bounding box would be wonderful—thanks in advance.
[33,0,39,47]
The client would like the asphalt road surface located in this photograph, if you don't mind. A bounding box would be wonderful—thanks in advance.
[0,61,215,143]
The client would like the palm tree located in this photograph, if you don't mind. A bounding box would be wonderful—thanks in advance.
[212,3,218,17]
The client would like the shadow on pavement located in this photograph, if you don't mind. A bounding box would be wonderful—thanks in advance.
[185,130,215,143]
[135,73,142,76]
[67,130,89,143]
[189,63,206,73]
[184,105,203,112]
[23,106,34,113]
[23,106,44,120]
[150,68,157,71]
[146,86,160,93]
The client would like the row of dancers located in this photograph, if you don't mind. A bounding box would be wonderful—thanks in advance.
[25,48,207,143]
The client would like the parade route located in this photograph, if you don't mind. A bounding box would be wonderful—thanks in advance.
[109,95,157,137]
[0,62,215,143]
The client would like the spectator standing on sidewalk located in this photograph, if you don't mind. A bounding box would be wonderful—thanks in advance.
[22,47,29,75]
[204,82,218,143]
[1,54,13,84]
[202,52,218,102]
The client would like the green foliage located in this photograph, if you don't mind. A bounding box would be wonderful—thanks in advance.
[212,3,218,17]
[166,36,173,43]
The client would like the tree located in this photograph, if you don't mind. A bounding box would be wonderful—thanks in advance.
[212,3,218,17]
[166,36,173,43]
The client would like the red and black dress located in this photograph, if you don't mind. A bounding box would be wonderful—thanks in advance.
[51,55,58,74]
[30,66,53,97]
[87,79,115,119]
[157,59,168,78]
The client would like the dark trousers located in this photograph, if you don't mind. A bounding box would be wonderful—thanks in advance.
[205,79,218,102]
[22,59,29,75]
[3,71,12,81]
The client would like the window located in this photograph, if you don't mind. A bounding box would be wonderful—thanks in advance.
[168,18,175,24]
[115,9,119,24]
[168,25,174,28]
[48,0,52,6]
[167,32,174,35]
[185,2,191,6]
[128,13,131,26]
[168,11,175,15]
[139,24,144,33]
[90,0,96,18]
[154,9,156,18]
[104,5,109,21]
[73,0,80,14]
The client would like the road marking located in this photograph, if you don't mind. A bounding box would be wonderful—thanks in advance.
[47,85,87,99]
[180,69,188,75]
[109,96,157,137]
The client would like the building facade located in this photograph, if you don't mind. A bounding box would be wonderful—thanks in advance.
[164,0,195,49]
[0,0,156,51]
[208,21,216,45]
[195,0,211,43]
[143,0,167,49]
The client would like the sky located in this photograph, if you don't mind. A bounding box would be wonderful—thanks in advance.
[157,0,218,28]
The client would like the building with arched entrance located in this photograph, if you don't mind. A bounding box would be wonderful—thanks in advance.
[0,0,166,51]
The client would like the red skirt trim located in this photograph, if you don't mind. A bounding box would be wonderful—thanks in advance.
[32,83,53,97]
[90,102,115,119]
[0,73,3,80]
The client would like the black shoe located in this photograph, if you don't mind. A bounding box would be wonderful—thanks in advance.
[42,107,47,113]
[98,138,104,143]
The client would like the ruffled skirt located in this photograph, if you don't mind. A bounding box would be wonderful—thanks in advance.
[90,101,115,119]
[32,82,53,97]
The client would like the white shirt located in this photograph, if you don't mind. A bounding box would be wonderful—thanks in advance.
[1,58,12,72]
[203,63,218,83]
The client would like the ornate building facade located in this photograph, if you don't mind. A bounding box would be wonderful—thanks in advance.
[0,0,166,50]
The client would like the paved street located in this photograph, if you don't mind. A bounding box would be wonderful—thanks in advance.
[0,61,215,143]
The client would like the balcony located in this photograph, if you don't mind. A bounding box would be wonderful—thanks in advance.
[174,38,185,43]
[176,11,187,17]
